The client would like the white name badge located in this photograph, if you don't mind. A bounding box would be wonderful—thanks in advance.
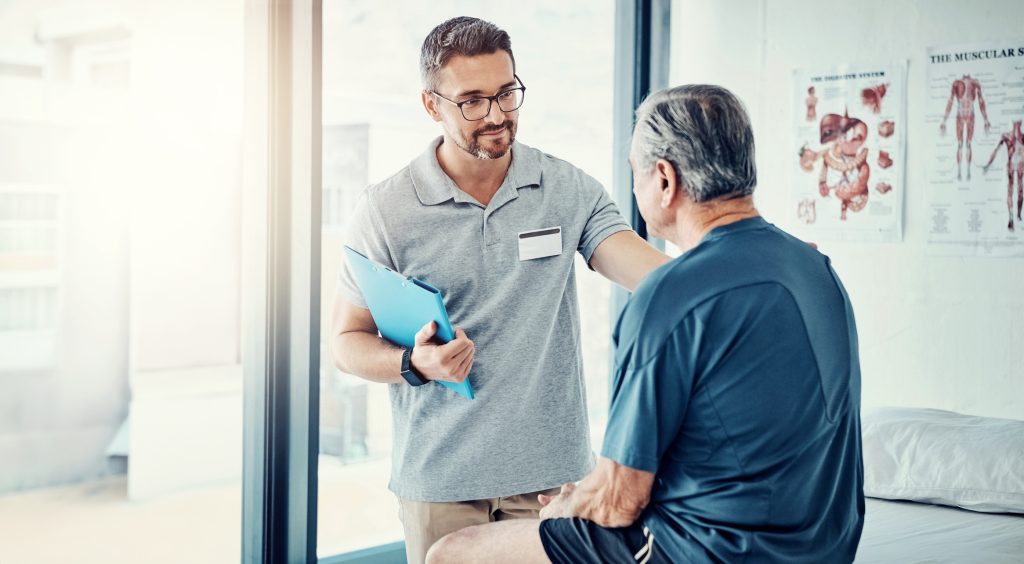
[518,226,563,261]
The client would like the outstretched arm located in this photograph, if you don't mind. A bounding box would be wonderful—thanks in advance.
[940,84,956,133]
[977,83,991,132]
[984,138,1006,171]
[539,457,655,528]
[589,231,671,292]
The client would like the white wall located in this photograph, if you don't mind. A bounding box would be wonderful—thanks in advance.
[671,0,1024,419]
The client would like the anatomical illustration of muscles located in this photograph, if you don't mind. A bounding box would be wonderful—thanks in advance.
[861,83,888,114]
[982,120,1024,231]
[879,120,895,138]
[792,63,904,242]
[939,74,991,181]
[806,86,818,122]
[926,40,1024,256]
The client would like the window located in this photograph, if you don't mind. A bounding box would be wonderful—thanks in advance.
[0,1,247,562]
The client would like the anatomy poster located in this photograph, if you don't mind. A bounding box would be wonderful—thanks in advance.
[926,41,1024,256]
[791,63,906,242]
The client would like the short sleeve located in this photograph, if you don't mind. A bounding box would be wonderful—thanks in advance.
[336,189,394,308]
[601,320,696,473]
[576,175,631,264]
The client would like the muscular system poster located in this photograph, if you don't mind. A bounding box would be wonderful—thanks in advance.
[926,41,1024,256]
[791,62,906,242]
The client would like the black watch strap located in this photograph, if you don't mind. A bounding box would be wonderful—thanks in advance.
[400,347,428,387]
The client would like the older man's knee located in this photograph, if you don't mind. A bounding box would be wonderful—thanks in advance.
[425,527,473,564]
[423,537,445,564]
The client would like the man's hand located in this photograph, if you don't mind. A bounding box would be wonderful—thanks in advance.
[538,483,577,520]
[940,122,947,135]
[539,459,655,527]
[410,321,474,384]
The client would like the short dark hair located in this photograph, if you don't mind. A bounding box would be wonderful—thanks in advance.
[634,84,757,203]
[420,17,515,92]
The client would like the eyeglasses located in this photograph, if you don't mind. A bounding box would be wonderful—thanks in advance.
[431,75,527,121]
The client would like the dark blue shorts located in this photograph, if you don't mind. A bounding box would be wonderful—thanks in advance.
[539,518,658,564]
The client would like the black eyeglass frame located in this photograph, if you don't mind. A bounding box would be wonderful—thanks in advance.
[430,74,527,121]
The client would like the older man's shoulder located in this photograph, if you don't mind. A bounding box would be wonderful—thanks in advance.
[635,225,818,310]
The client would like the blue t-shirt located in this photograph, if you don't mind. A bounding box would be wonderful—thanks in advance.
[602,216,864,563]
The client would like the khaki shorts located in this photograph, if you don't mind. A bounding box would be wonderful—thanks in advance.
[397,486,561,564]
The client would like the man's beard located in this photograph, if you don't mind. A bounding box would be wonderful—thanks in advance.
[454,120,517,160]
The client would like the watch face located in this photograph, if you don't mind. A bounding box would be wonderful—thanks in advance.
[401,347,411,372]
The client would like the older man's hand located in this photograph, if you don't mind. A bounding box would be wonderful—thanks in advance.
[538,483,577,520]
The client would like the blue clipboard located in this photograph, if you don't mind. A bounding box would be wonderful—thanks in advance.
[344,246,474,399]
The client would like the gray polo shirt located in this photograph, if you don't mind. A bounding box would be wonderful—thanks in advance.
[338,136,631,502]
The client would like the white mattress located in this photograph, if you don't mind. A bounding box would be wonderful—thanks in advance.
[856,498,1024,563]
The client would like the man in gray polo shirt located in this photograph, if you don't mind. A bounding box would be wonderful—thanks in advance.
[330,17,668,563]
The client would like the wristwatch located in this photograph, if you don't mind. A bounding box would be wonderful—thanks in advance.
[400,347,428,387]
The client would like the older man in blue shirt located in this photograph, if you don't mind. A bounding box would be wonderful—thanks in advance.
[427,84,865,563]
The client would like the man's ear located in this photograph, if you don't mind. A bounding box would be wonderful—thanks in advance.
[422,91,442,122]
[656,159,678,209]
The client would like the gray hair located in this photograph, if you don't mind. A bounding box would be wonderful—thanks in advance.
[420,17,515,92]
[633,84,757,202]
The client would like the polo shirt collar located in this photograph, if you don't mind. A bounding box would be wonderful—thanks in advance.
[410,136,542,206]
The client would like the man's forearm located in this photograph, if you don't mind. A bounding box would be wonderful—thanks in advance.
[986,142,1004,168]
[615,246,671,292]
[331,331,405,384]
[590,231,672,292]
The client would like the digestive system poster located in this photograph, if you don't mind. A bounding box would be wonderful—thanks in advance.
[792,62,906,242]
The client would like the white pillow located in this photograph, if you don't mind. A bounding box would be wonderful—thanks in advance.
[862,406,1024,514]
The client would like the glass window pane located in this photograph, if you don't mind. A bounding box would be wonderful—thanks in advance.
[0,1,247,562]
[319,1,615,556]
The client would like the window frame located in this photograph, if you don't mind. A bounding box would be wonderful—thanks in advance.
[241,0,322,562]
[610,0,671,323]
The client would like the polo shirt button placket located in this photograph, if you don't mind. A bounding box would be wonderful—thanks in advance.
[483,213,499,247]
